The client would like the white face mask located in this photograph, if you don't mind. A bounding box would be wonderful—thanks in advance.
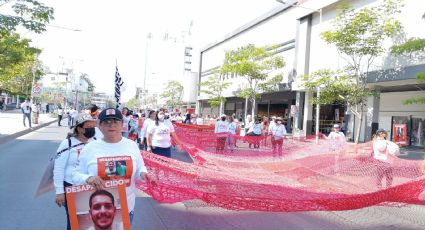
[277,121,282,124]
[158,114,165,120]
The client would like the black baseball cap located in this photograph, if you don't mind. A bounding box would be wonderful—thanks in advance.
[98,108,123,122]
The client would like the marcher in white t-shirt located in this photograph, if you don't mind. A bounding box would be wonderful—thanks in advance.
[146,111,181,158]
[72,108,149,225]
[327,124,345,140]
[269,117,286,155]
[372,129,399,189]
[215,114,229,153]
[54,114,97,230]
[226,116,238,152]
[20,99,32,128]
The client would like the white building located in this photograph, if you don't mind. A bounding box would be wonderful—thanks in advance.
[197,0,425,144]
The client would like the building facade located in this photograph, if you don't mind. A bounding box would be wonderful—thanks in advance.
[197,0,425,144]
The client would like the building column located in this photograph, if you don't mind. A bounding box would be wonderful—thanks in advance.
[303,92,313,135]
[294,91,305,130]
[362,92,380,142]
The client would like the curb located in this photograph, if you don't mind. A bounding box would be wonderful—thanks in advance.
[0,118,59,145]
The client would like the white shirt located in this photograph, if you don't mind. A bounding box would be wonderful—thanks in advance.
[72,138,147,212]
[21,102,31,113]
[57,108,64,116]
[373,139,398,162]
[228,122,238,135]
[196,117,204,125]
[31,104,39,113]
[122,116,130,132]
[140,118,154,139]
[147,121,175,148]
[53,137,95,194]
[270,124,287,139]
[215,120,229,133]
[327,131,345,140]
[268,121,276,133]
[249,123,263,135]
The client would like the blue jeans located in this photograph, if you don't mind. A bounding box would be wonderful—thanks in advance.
[152,146,171,158]
[23,113,31,127]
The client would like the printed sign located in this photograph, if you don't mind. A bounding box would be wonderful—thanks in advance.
[66,179,130,230]
[393,123,407,146]
[97,156,133,187]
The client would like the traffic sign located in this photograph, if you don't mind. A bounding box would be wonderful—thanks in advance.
[33,86,42,95]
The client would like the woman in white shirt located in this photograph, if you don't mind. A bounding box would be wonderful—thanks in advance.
[373,129,399,189]
[54,114,97,230]
[227,116,238,152]
[247,118,263,148]
[269,117,286,155]
[215,114,229,153]
[146,111,180,158]
[121,107,131,138]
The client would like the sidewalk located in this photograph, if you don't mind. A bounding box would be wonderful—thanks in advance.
[0,109,59,143]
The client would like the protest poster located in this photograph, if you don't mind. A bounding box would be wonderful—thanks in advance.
[66,179,130,230]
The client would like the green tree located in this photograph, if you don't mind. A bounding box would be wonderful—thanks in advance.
[313,0,402,143]
[220,44,284,118]
[200,72,231,114]
[0,0,54,34]
[125,98,141,111]
[390,13,425,104]
[0,32,41,90]
[160,80,183,109]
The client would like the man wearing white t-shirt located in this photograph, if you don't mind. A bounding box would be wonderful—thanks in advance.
[270,117,286,155]
[72,108,149,225]
[20,99,32,128]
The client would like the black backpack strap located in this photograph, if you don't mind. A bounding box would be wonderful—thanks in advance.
[56,138,85,156]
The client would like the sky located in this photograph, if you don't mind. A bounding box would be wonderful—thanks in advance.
[23,0,280,101]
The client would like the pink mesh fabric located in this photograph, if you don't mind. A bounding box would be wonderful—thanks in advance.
[136,123,425,211]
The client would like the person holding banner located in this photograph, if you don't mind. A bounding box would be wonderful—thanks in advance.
[54,114,97,230]
[72,108,149,225]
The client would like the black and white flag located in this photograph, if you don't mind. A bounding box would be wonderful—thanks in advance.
[114,66,124,109]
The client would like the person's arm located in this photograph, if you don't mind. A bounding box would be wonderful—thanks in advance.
[53,140,69,207]
[146,126,153,151]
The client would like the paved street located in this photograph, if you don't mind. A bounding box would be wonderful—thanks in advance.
[1,120,425,229]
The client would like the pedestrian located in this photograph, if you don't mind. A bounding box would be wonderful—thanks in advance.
[262,116,270,146]
[196,114,204,125]
[269,117,287,155]
[54,114,97,230]
[85,104,104,139]
[57,106,64,126]
[46,103,50,113]
[214,114,229,153]
[372,129,400,189]
[183,113,192,124]
[146,110,181,158]
[247,117,262,148]
[327,124,345,140]
[31,102,40,124]
[20,98,32,128]
[140,110,157,150]
[128,114,139,141]
[72,108,150,226]
[227,116,238,152]
[121,107,131,138]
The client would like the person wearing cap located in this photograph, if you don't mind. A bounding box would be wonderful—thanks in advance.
[372,129,400,189]
[86,104,104,139]
[54,114,97,230]
[146,110,181,157]
[215,114,229,153]
[269,117,286,155]
[327,124,345,140]
[72,108,148,225]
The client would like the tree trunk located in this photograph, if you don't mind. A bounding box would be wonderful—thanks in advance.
[354,108,363,144]
[219,100,223,115]
[251,98,256,118]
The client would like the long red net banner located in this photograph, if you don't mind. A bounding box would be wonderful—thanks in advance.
[136,123,425,212]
